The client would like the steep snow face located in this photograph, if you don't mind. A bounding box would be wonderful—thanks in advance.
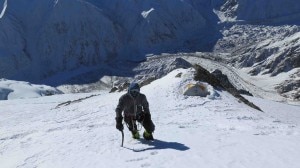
[33,1,120,78]
[86,0,211,60]
[0,0,121,82]
[127,1,206,58]
[0,0,7,18]
[0,0,212,83]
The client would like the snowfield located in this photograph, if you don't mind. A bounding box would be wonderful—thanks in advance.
[1,68,299,168]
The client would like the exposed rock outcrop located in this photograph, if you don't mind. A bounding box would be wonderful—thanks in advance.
[193,64,262,111]
[211,69,253,96]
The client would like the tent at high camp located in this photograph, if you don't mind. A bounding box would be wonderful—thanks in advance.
[183,83,210,97]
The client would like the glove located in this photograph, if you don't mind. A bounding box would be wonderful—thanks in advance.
[144,112,151,120]
[116,123,123,131]
[115,117,123,131]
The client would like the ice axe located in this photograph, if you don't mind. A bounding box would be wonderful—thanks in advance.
[121,129,124,147]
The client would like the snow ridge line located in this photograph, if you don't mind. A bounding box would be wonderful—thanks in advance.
[0,0,7,19]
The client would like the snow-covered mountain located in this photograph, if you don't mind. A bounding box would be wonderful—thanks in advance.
[0,0,215,82]
[0,0,122,82]
[0,0,299,101]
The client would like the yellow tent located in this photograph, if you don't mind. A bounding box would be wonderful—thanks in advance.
[183,83,210,97]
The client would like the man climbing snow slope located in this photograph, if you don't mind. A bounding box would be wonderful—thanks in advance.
[115,82,155,140]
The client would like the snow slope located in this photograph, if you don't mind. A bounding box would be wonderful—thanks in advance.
[1,68,299,168]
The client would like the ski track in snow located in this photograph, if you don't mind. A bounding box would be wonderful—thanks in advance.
[0,69,300,168]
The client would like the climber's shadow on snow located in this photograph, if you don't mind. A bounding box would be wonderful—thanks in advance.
[125,139,190,152]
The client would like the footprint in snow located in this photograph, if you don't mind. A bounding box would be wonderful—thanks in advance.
[141,163,151,167]
[150,151,158,155]
[126,157,147,162]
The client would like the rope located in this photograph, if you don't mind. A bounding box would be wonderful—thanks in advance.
[124,114,145,132]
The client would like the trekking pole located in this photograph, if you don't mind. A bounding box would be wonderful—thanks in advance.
[121,129,124,147]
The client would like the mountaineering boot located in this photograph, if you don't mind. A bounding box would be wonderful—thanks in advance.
[143,130,154,140]
[132,130,140,139]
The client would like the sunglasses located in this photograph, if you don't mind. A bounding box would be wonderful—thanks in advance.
[130,89,140,93]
